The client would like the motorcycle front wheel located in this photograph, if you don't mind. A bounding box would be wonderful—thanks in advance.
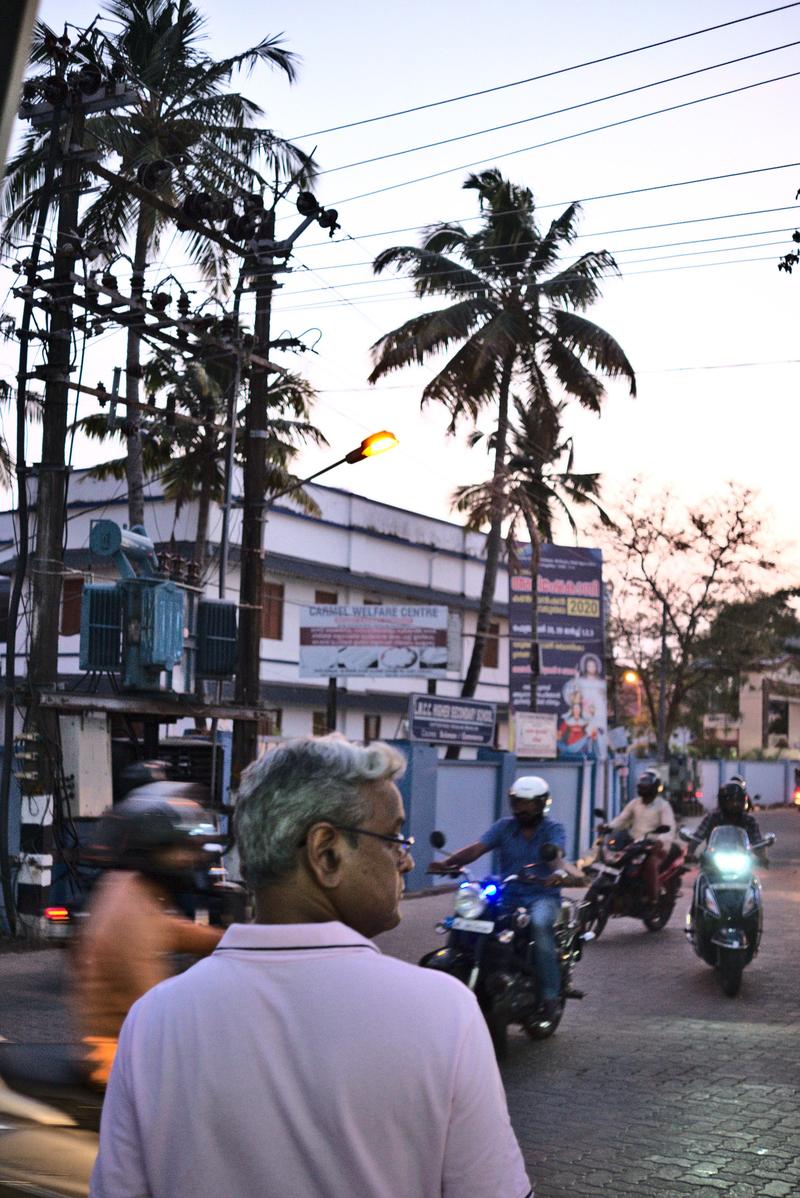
[642,894,675,932]
[580,894,610,940]
[718,949,744,997]
[482,995,509,1060]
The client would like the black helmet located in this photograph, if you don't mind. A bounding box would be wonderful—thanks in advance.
[87,786,218,875]
[718,780,746,820]
[637,769,663,801]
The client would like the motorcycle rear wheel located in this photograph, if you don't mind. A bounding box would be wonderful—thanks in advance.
[523,996,565,1041]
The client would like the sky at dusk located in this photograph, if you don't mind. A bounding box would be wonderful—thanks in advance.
[2,0,798,570]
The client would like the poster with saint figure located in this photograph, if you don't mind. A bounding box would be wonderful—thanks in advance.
[508,542,607,760]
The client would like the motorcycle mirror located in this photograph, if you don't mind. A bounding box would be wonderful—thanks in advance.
[751,833,776,850]
[678,826,694,842]
[540,843,560,862]
[593,807,606,818]
[429,830,446,850]
[653,824,671,835]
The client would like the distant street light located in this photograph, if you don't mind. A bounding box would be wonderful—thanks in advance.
[622,668,642,720]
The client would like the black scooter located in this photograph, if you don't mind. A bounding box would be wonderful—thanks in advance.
[681,823,775,996]
[420,832,587,1058]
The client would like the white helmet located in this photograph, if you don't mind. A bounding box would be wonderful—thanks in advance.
[509,775,551,814]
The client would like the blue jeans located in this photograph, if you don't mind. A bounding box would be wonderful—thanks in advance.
[528,895,562,1002]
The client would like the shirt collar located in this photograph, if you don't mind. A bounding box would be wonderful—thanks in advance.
[215,920,381,955]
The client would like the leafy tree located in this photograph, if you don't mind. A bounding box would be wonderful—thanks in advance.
[3,0,313,528]
[369,168,635,697]
[604,482,780,743]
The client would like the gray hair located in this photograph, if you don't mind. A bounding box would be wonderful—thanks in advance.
[234,735,406,888]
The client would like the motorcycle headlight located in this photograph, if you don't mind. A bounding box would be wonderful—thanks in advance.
[703,885,721,916]
[711,851,750,878]
[454,882,487,919]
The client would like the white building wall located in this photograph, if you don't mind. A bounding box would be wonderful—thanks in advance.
[0,472,515,746]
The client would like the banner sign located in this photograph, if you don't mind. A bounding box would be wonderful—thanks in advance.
[408,693,496,747]
[514,712,558,759]
[299,605,448,677]
[508,543,607,760]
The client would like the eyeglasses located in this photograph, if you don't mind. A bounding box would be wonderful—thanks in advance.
[330,825,415,858]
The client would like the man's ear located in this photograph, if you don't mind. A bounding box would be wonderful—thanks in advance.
[303,823,347,891]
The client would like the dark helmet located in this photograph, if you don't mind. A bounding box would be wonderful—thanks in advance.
[718,780,747,820]
[637,769,663,801]
[87,785,218,875]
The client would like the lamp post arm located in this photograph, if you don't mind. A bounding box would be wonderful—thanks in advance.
[266,455,349,510]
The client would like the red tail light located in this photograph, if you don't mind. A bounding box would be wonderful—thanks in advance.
[43,906,70,923]
[694,790,703,800]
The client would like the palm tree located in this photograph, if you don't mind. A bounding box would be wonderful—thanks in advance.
[453,396,614,706]
[74,338,326,577]
[3,0,314,528]
[369,168,635,697]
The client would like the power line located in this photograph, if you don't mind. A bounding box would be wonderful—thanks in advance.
[311,357,800,391]
[319,39,800,177]
[276,230,797,299]
[289,2,800,139]
[332,69,800,206]
[270,251,786,315]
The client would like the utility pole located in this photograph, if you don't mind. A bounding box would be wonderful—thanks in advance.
[27,106,85,703]
[232,208,276,785]
[656,600,668,763]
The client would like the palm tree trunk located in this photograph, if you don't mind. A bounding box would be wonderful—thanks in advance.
[523,511,542,713]
[460,355,514,700]
[125,206,150,530]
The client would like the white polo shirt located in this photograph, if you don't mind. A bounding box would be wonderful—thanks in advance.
[91,921,531,1198]
[609,795,675,851]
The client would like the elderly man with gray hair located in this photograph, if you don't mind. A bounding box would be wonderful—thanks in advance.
[91,736,531,1198]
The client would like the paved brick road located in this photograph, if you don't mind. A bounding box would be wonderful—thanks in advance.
[2,808,798,1196]
[380,807,800,1197]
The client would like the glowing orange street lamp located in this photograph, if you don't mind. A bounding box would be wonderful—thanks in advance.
[345,430,399,462]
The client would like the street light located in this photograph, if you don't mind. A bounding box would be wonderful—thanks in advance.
[268,430,399,503]
[623,670,639,686]
[345,430,399,462]
[622,669,642,720]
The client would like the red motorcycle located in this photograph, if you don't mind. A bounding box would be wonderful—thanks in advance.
[580,821,688,939]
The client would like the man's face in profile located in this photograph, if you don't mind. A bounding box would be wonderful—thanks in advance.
[334,779,414,939]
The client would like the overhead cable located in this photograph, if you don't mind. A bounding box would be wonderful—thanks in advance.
[319,39,800,176]
[332,69,800,205]
[289,2,800,138]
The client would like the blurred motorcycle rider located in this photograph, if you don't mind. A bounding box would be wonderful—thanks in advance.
[604,769,676,905]
[686,779,767,865]
[72,782,223,1086]
[428,776,569,1021]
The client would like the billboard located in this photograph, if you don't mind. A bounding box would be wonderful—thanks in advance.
[408,694,496,747]
[299,605,449,677]
[509,543,607,760]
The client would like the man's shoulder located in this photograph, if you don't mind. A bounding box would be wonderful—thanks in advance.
[481,816,514,842]
[540,816,565,838]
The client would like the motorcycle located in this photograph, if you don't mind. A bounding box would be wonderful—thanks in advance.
[681,823,775,997]
[580,819,687,939]
[0,1044,100,1197]
[420,832,587,1058]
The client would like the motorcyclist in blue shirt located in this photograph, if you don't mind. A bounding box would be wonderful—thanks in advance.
[428,776,568,1021]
